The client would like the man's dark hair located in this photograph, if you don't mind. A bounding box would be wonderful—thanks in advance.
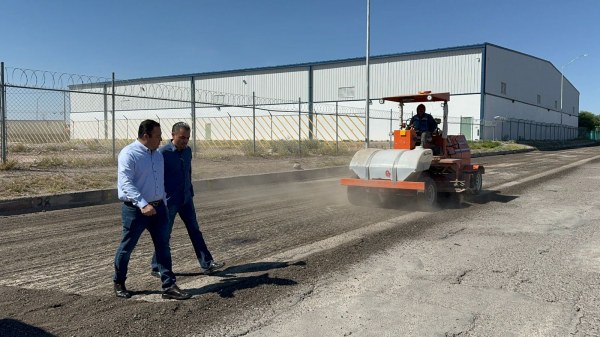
[172,122,191,133]
[138,119,160,139]
[417,104,426,112]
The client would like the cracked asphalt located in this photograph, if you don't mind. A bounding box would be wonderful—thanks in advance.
[1,147,600,336]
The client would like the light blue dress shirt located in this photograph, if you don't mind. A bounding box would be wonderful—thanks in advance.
[117,140,166,209]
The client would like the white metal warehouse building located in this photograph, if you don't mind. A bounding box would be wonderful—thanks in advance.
[71,42,579,141]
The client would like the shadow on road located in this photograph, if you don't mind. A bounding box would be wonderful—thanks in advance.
[361,189,519,212]
[131,261,305,298]
[184,261,306,298]
[0,319,57,337]
[190,273,298,298]
[469,190,519,204]
[175,261,306,277]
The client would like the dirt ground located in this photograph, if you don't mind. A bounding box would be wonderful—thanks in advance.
[1,147,600,337]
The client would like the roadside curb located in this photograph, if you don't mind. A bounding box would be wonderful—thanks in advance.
[0,166,349,216]
[472,148,534,157]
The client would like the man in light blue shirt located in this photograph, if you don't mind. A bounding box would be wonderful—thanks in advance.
[113,119,191,300]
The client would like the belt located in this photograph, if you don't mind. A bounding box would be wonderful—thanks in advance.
[124,200,163,207]
[147,200,163,207]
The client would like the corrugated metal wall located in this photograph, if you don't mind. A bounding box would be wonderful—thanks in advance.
[484,44,579,126]
[194,67,309,103]
[313,48,483,102]
[71,43,580,136]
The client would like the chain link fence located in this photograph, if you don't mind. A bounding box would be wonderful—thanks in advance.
[0,63,587,169]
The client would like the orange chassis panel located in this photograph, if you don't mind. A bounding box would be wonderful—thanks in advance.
[340,178,425,192]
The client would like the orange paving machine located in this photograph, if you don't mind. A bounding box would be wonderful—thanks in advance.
[340,92,484,208]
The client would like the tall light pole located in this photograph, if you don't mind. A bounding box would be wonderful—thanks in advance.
[560,53,587,124]
[364,0,371,148]
[242,79,248,106]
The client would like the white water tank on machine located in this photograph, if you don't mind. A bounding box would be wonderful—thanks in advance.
[349,147,433,182]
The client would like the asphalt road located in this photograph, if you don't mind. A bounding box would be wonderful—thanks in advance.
[1,147,600,336]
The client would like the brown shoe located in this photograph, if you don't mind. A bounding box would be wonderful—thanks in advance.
[162,284,191,300]
[114,282,132,299]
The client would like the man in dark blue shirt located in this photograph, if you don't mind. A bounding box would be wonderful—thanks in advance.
[151,122,224,277]
[410,104,438,134]
[410,104,438,147]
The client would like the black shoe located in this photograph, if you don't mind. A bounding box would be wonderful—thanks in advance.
[114,282,132,299]
[150,270,160,278]
[202,261,225,275]
[162,284,191,300]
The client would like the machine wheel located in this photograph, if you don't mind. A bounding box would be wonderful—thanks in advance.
[417,176,438,210]
[469,170,483,195]
[347,186,365,206]
[440,192,464,208]
[374,189,396,208]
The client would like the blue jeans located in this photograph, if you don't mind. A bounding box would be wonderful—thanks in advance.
[151,200,214,271]
[114,202,176,289]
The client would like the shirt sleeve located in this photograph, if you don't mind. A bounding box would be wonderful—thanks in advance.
[160,151,168,207]
[429,114,438,131]
[118,151,148,209]
[189,155,195,197]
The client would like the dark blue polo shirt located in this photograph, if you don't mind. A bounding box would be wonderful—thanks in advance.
[158,141,194,207]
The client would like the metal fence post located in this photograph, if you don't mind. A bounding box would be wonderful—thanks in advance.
[63,91,67,141]
[335,102,339,155]
[191,76,197,157]
[314,112,318,139]
[111,73,116,160]
[103,84,108,140]
[124,116,129,140]
[252,91,256,154]
[298,97,301,154]
[529,121,532,140]
[268,110,273,140]
[389,108,393,148]
[1,62,6,163]
[500,120,503,141]
[227,112,232,140]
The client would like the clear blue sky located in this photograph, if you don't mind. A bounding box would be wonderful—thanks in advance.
[1,0,598,114]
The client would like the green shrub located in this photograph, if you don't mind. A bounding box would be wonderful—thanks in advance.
[271,140,301,155]
[83,140,105,151]
[70,157,116,168]
[8,143,28,153]
[468,140,501,149]
[0,159,18,170]
[35,157,65,168]
[239,140,267,156]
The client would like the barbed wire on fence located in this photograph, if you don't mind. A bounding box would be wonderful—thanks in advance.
[5,67,111,91]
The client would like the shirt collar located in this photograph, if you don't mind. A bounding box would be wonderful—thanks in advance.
[134,139,153,152]
[167,140,188,152]
[166,140,177,152]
